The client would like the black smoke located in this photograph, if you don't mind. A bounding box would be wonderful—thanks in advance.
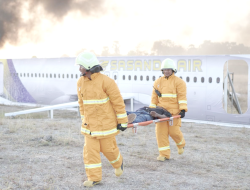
[0,0,105,48]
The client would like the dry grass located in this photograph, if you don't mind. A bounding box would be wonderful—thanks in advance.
[0,105,250,189]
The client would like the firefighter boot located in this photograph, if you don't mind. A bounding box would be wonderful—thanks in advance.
[157,156,169,161]
[83,180,101,187]
[115,160,124,177]
[178,147,184,155]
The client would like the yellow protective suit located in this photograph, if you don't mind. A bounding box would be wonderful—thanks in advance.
[77,72,128,181]
[150,73,187,159]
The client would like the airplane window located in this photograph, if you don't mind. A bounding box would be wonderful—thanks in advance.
[27,73,29,77]
[194,77,197,83]
[67,74,69,78]
[39,73,41,77]
[31,73,33,77]
[134,75,137,81]
[128,75,131,80]
[146,76,149,81]
[140,76,143,81]
[123,75,125,80]
[24,73,25,77]
[71,74,73,79]
[216,77,220,83]
[209,77,212,83]
[58,74,60,78]
[46,74,48,78]
[153,76,155,81]
[42,74,44,78]
[201,77,205,83]
[75,74,78,79]
[50,74,52,78]
[20,73,22,77]
[35,73,37,77]
[54,74,56,78]
[186,77,190,82]
[62,74,64,78]
[179,76,182,79]
[114,75,117,80]
[16,73,18,76]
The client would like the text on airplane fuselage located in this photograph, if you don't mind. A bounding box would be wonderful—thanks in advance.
[100,59,202,72]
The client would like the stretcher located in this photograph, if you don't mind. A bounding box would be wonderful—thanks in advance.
[127,115,181,134]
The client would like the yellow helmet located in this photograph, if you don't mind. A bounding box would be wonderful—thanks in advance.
[75,51,100,70]
[161,58,177,73]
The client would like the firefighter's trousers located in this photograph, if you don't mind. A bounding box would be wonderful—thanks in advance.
[155,117,185,158]
[83,135,123,181]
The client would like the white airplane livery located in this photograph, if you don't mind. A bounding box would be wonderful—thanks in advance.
[0,55,249,124]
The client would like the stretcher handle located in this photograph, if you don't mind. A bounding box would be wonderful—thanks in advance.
[127,115,181,128]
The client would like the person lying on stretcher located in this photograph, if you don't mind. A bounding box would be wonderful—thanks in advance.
[127,106,172,124]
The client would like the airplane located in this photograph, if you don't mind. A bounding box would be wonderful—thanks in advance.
[0,55,249,125]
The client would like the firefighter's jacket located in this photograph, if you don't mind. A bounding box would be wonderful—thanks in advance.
[150,73,188,115]
[77,73,128,139]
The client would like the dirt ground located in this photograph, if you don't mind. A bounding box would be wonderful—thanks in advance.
[0,105,250,190]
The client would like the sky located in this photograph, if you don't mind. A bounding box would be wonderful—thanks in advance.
[0,0,250,58]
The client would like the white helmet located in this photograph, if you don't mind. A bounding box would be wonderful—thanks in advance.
[75,51,100,70]
[161,58,177,73]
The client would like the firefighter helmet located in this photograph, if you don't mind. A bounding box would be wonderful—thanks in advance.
[161,58,177,73]
[75,51,100,70]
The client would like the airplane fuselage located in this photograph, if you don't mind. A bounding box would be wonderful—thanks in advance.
[1,55,249,124]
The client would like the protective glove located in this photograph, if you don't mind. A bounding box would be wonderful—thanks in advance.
[117,123,127,131]
[179,110,185,118]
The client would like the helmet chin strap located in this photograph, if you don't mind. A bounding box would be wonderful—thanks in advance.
[81,70,92,80]
[81,69,90,77]
[162,69,174,78]
[165,73,173,79]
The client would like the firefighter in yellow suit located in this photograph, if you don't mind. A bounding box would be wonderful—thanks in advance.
[76,52,128,187]
[150,58,187,161]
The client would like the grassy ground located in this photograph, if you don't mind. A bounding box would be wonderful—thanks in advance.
[0,105,250,189]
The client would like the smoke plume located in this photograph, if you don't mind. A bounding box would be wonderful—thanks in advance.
[0,0,105,48]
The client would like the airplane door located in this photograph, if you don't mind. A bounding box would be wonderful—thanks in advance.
[0,62,3,95]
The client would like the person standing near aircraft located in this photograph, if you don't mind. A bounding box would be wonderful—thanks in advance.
[76,52,128,187]
[150,58,187,161]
